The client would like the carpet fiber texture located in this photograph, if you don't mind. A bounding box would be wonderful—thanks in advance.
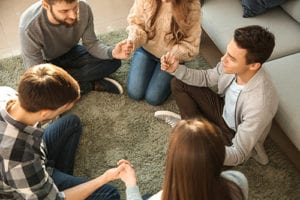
[0,29,299,200]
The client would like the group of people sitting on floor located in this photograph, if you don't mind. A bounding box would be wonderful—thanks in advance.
[0,0,278,199]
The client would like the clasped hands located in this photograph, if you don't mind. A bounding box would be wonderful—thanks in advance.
[102,159,137,188]
[112,40,180,74]
[160,52,179,73]
[112,39,134,59]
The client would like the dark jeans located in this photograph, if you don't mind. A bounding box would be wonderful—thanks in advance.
[43,114,120,200]
[50,45,121,94]
[171,78,235,145]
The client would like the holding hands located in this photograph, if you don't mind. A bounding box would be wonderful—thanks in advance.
[160,52,180,73]
[112,39,134,59]
[117,159,137,187]
[104,159,137,187]
[101,163,126,183]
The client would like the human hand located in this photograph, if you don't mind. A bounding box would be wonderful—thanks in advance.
[160,52,179,73]
[117,159,137,187]
[112,39,134,59]
[102,164,125,182]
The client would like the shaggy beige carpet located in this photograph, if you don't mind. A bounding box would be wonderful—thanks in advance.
[0,29,299,200]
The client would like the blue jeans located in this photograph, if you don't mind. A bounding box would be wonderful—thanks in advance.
[43,114,120,200]
[127,48,173,106]
[50,45,121,94]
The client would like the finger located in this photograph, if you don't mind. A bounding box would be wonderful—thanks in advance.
[165,51,170,58]
[127,39,133,46]
[118,40,127,47]
[161,64,168,71]
[117,159,126,165]
[161,56,167,64]
[117,159,132,166]
[165,52,171,62]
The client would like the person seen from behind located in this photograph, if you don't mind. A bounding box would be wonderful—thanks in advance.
[0,64,124,199]
[116,118,248,200]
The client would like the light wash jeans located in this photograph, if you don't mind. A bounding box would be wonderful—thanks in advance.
[50,45,121,94]
[127,48,173,106]
[43,114,120,200]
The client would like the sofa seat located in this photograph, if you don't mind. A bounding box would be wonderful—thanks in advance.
[264,53,300,150]
[201,0,300,60]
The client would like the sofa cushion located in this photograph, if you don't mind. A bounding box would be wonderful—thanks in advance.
[201,0,300,60]
[264,53,300,150]
[281,0,300,23]
[242,0,285,18]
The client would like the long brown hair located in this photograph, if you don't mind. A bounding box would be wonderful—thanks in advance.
[146,0,199,45]
[161,118,244,200]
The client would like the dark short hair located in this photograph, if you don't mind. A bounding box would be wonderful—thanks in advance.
[18,63,80,112]
[44,0,77,5]
[234,25,275,64]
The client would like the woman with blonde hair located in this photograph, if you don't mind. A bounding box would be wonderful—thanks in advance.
[125,0,201,106]
[117,118,248,200]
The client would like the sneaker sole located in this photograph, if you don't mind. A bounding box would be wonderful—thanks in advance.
[154,110,181,120]
[103,77,124,95]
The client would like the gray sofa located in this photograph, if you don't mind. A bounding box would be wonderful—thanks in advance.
[201,0,300,168]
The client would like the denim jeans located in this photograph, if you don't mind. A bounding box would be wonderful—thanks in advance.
[50,45,121,94]
[127,48,173,106]
[43,114,120,200]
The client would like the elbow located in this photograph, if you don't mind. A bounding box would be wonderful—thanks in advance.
[224,148,248,166]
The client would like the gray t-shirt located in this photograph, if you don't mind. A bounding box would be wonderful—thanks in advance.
[19,0,113,68]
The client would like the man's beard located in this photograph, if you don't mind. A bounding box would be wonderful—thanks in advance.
[50,6,78,26]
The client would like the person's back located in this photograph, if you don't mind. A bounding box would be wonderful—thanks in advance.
[116,118,248,200]
[0,64,80,199]
[0,64,123,199]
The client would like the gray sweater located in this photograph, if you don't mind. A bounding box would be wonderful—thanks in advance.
[173,62,279,166]
[19,0,113,68]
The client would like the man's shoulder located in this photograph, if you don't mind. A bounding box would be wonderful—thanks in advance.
[79,0,92,15]
[250,67,277,92]
[19,1,44,30]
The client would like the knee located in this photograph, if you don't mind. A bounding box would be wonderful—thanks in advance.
[145,92,169,106]
[108,186,120,200]
[95,184,120,200]
[112,59,121,69]
[170,77,177,92]
[62,114,82,132]
[171,77,184,94]
[127,88,144,101]
[145,97,162,106]
[126,82,145,101]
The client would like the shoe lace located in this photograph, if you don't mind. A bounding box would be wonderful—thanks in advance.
[165,117,177,128]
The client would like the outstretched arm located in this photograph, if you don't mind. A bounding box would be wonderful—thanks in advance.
[64,165,124,200]
[112,39,134,59]
[117,159,143,200]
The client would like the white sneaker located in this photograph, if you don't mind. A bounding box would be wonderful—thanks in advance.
[154,110,181,128]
